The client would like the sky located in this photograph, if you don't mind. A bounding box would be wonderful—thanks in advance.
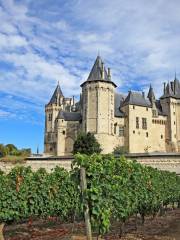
[0,0,180,153]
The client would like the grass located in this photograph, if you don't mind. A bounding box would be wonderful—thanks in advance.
[0,155,27,163]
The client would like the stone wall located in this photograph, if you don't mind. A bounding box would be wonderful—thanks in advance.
[0,153,180,175]
[0,159,72,173]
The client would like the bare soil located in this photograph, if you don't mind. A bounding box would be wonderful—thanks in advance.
[4,208,180,240]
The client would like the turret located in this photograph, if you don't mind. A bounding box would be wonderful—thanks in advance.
[44,82,64,154]
[147,84,158,117]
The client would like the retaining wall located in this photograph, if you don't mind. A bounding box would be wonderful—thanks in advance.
[0,153,180,174]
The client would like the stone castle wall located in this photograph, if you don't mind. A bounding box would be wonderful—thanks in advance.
[0,154,180,175]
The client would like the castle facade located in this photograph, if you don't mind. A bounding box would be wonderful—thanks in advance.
[44,56,180,155]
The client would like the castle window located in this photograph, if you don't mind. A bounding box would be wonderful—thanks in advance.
[136,117,139,129]
[111,123,113,134]
[142,118,147,129]
[111,110,113,119]
[174,121,176,125]
[119,127,124,136]
[48,114,52,121]
[133,105,135,109]
[63,130,66,135]
[152,109,156,117]
[146,132,148,137]
[161,135,163,139]
[111,95,113,104]
[133,130,135,134]
[146,107,148,111]
[114,124,117,134]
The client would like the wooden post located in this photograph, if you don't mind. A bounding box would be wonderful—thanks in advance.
[80,167,92,240]
[0,223,4,240]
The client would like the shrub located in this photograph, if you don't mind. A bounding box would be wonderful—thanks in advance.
[73,132,101,155]
[113,145,128,155]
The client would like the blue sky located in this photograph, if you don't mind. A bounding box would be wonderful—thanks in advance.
[0,0,180,153]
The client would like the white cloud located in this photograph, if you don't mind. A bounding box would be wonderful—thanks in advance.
[0,0,180,122]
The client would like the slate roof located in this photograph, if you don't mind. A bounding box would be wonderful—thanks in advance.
[160,78,180,99]
[57,111,82,121]
[155,100,167,116]
[48,83,64,105]
[114,92,126,117]
[81,56,117,87]
[147,85,155,102]
[121,91,151,107]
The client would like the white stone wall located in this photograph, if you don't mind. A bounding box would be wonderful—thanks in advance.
[1,156,180,175]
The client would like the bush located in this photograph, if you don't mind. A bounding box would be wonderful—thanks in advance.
[113,145,128,155]
[73,132,101,155]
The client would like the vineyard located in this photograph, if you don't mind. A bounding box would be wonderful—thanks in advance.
[0,154,180,239]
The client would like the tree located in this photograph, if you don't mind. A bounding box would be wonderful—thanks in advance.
[5,144,18,155]
[0,144,9,157]
[113,145,128,155]
[73,132,101,155]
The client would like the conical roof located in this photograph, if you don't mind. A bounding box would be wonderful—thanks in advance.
[87,56,109,81]
[81,56,117,87]
[147,84,155,102]
[161,77,180,99]
[48,83,64,105]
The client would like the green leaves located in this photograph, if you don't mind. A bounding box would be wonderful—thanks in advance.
[0,166,81,224]
[73,132,102,155]
[73,153,180,235]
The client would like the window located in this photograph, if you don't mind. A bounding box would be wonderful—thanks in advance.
[48,113,52,121]
[133,105,135,109]
[62,130,66,135]
[119,127,124,136]
[114,124,117,134]
[111,110,113,119]
[111,95,113,104]
[161,135,163,139]
[133,130,135,134]
[136,117,139,129]
[146,132,148,137]
[146,107,148,111]
[174,121,176,125]
[142,118,147,129]
[152,109,156,117]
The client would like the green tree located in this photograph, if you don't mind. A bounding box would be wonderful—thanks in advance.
[73,132,101,155]
[5,144,17,155]
[0,144,9,157]
[113,145,128,155]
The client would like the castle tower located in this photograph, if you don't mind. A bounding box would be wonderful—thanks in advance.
[80,56,117,153]
[160,76,180,152]
[44,82,64,154]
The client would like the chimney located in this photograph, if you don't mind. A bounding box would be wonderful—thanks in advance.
[163,82,166,94]
[101,62,104,79]
[108,67,111,80]
[73,96,75,106]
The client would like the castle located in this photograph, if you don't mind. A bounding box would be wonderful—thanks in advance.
[44,56,180,155]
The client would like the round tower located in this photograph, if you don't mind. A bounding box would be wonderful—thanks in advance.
[81,56,117,152]
[44,83,64,154]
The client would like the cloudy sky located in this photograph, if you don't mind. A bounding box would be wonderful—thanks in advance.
[0,0,180,152]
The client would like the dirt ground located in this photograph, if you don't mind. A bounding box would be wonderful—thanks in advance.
[4,208,180,240]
